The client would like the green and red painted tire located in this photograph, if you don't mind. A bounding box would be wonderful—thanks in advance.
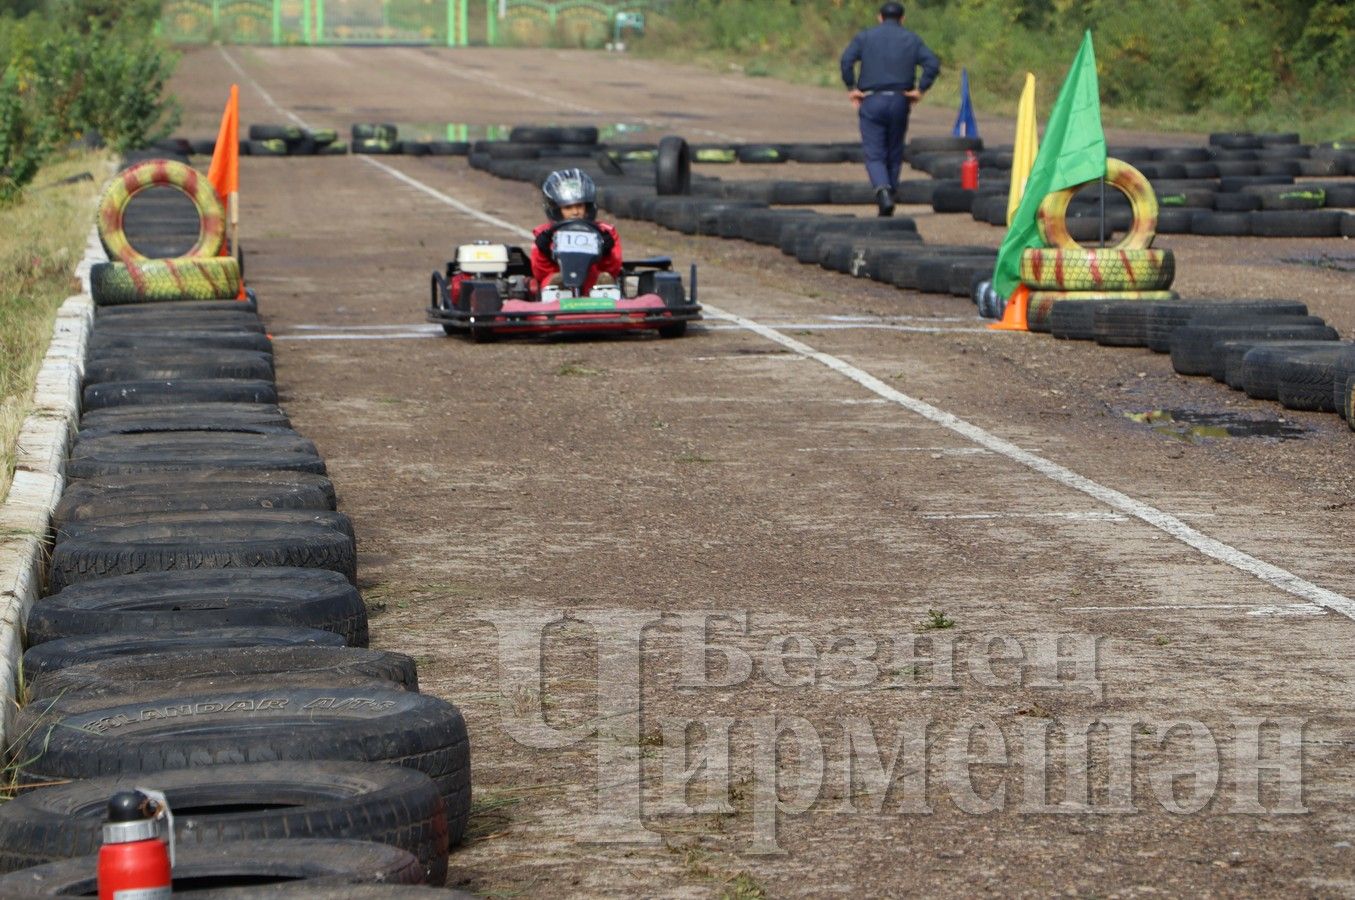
[1020,247,1174,292]
[1036,157,1158,251]
[90,257,241,306]
[97,159,226,263]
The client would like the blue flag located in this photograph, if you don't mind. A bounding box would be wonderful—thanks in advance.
[952,68,979,138]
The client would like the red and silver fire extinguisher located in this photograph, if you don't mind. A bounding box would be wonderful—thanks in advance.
[98,788,173,900]
[960,150,980,191]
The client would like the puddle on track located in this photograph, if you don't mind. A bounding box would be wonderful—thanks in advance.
[1124,409,1309,443]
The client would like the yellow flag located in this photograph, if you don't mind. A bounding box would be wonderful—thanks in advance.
[1007,73,1039,226]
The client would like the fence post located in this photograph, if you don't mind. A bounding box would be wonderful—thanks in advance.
[315,0,325,42]
[272,0,282,44]
[486,0,497,44]
[211,0,221,35]
[459,0,469,45]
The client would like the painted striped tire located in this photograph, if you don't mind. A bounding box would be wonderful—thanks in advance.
[90,257,241,305]
[1020,247,1174,292]
[97,159,225,262]
[1036,158,1158,251]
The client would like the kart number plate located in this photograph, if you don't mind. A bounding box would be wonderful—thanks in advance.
[559,296,617,312]
[554,231,601,255]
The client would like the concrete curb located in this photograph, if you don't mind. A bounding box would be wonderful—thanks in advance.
[0,225,103,743]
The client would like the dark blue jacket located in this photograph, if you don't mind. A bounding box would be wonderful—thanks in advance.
[840,21,940,93]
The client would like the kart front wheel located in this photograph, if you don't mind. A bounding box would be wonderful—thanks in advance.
[657,321,687,339]
[441,323,458,336]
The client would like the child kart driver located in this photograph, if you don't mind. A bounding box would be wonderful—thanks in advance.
[530,169,623,297]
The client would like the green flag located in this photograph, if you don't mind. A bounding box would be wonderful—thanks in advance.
[992,30,1106,298]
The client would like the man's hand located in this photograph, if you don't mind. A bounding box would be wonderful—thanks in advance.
[904,88,924,105]
[848,88,866,111]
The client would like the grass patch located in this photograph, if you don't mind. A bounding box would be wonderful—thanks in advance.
[916,609,956,632]
[721,872,767,900]
[556,360,603,377]
[0,150,105,505]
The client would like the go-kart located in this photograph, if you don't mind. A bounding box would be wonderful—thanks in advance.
[427,220,701,341]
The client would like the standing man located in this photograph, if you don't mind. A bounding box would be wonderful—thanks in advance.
[840,2,941,217]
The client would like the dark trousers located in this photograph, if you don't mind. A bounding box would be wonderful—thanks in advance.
[859,92,910,190]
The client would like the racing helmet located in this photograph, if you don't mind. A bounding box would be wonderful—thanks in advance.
[542,168,598,222]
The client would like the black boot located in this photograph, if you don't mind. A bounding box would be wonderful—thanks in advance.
[875,186,895,218]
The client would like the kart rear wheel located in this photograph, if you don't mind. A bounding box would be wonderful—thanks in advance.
[469,325,497,343]
[441,324,458,336]
[658,321,687,339]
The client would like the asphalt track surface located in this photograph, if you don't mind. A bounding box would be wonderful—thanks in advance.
[169,46,1355,897]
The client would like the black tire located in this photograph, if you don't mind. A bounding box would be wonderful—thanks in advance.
[1250,210,1343,238]
[249,139,289,157]
[30,645,417,703]
[21,626,346,681]
[735,143,788,164]
[426,140,469,156]
[400,140,430,157]
[828,182,879,204]
[1214,192,1261,212]
[558,125,599,145]
[96,318,266,335]
[28,567,366,647]
[1190,211,1252,236]
[789,144,848,163]
[1154,147,1210,163]
[48,513,357,591]
[1273,345,1355,412]
[1051,300,1118,341]
[82,378,278,411]
[195,885,472,898]
[352,123,398,142]
[53,470,335,529]
[248,124,303,142]
[0,839,423,894]
[78,402,287,433]
[1241,342,1332,401]
[907,136,982,154]
[88,331,274,354]
[771,181,832,205]
[932,186,976,213]
[1143,300,1310,352]
[95,298,258,316]
[655,136,691,196]
[893,181,934,205]
[1172,322,1338,377]
[65,431,325,479]
[15,688,471,844]
[0,762,445,883]
[83,352,274,386]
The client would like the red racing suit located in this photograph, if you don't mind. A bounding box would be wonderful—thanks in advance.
[529,220,623,296]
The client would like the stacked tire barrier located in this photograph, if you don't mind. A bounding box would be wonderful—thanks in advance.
[922,132,1355,240]
[0,160,472,894]
[160,126,349,158]
[1018,158,1179,332]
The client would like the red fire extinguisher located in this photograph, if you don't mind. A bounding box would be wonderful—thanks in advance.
[960,150,980,191]
[98,789,173,900]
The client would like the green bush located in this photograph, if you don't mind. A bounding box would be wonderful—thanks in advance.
[0,1,178,156]
[0,65,47,205]
[633,0,1355,139]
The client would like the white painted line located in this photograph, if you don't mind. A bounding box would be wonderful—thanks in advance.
[273,332,439,342]
[706,306,1355,620]
[288,323,441,331]
[227,54,1355,623]
[701,322,988,334]
[797,445,989,454]
[1069,603,1325,616]
[923,511,1128,522]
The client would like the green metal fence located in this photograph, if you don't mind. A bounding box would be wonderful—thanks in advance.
[159,0,663,46]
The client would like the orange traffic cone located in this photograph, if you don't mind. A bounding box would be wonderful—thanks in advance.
[988,284,1030,331]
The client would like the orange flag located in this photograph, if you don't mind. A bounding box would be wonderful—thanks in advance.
[207,84,239,203]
